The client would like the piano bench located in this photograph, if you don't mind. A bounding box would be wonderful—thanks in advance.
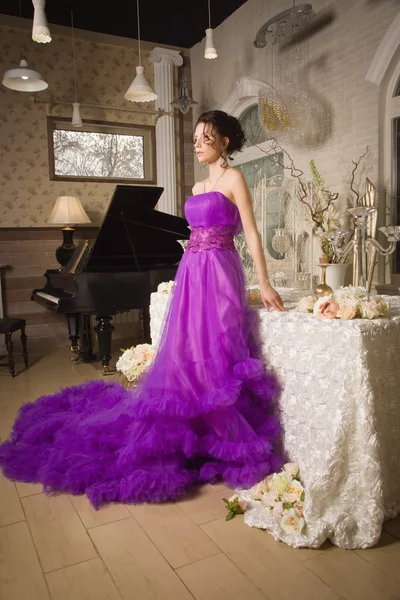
[0,318,29,378]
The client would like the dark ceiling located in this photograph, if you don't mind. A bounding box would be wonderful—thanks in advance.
[0,0,249,48]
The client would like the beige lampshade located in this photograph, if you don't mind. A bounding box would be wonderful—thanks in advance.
[48,196,91,226]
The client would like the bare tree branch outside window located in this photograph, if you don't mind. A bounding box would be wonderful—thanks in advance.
[48,118,156,184]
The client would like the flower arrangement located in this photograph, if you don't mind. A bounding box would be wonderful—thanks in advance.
[296,286,390,320]
[223,463,306,535]
[309,160,342,264]
[116,343,155,387]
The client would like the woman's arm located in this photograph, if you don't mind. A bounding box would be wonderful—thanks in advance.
[229,170,285,312]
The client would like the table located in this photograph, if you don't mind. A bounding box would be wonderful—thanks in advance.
[149,288,400,549]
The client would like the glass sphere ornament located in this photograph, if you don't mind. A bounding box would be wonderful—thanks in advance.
[271,228,291,256]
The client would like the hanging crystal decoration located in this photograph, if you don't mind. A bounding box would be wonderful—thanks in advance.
[171,75,198,114]
[258,42,314,146]
[256,3,331,148]
[254,3,314,48]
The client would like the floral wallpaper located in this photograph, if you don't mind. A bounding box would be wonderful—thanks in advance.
[0,23,163,227]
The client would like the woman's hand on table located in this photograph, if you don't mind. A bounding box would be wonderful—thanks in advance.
[260,282,285,312]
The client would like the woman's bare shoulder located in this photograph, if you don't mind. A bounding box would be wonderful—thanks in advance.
[226,167,244,183]
[192,181,204,195]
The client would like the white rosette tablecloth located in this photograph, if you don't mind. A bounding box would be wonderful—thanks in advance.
[149,289,400,549]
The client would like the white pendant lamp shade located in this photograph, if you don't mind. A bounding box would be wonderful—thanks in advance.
[72,102,83,127]
[48,196,91,226]
[204,28,217,59]
[124,66,157,102]
[2,59,48,92]
[32,0,52,43]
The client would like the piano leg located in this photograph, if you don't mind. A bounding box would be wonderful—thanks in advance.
[94,315,115,374]
[67,314,80,352]
[81,314,97,363]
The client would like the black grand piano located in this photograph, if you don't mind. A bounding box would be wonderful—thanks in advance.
[32,185,190,372]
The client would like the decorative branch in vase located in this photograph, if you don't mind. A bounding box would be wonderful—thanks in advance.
[245,135,373,289]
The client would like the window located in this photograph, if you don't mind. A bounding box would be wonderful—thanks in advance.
[239,104,271,148]
[48,117,156,184]
[235,154,285,260]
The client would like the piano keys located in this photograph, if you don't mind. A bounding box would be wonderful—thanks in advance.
[32,185,190,372]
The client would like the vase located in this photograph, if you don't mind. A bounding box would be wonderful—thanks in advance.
[314,264,333,298]
[325,263,348,290]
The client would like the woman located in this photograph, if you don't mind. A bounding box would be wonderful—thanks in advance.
[0,110,284,509]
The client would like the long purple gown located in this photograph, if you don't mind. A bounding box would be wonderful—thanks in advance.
[0,191,281,508]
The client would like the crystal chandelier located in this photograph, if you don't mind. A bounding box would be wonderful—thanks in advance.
[255,2,331,148]
[171,75,197,114]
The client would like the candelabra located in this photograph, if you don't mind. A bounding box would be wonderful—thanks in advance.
[325,207,400,292]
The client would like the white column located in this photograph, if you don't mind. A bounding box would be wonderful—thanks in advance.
[150,47,183,216]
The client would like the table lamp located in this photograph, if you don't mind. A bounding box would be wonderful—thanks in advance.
[48,196,91,267]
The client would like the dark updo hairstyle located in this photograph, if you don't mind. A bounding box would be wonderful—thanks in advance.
[195,110,246,162]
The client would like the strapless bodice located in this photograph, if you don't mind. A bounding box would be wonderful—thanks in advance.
[184,191,242,234]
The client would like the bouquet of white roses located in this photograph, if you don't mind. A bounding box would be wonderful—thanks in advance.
[296,286,390,320]
[223,463,306,535]
[116,343,155,387]
[247,463,305,534]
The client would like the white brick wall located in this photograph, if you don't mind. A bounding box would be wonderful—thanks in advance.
[190,0,400,282]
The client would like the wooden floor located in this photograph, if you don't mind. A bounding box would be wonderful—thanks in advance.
[1,342,400,600]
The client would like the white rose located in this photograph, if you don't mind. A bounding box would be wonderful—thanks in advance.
[283,463,299,478]
[360,297,389,319]
[132,350,145,364]
[312,295,331,316]
[269,472,292,495]
[334,286,368,305]
[272,502,284,518]
[336,303,359,320]
[282,480,304,504]
[249,480,270,500]
[296,296,316,313]
[228,494,248,511]
[294,501,304,516]
[261,491,279,508]
[280,508,305,534]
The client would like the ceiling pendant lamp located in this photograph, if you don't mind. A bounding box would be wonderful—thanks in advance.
[171,75,198,114]
[204,0,217,59]
[70,10,82,128]
[124,0,157,102]
[2,1,48,92]
[72,102,82,127]
[2,58,48,92]
[32,0,52,44]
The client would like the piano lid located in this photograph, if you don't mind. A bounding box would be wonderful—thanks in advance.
[86,185,190,272]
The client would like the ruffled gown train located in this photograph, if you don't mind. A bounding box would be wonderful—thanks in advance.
[0,191,282,508]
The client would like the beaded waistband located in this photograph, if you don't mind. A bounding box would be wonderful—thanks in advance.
[187,225,236,253]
